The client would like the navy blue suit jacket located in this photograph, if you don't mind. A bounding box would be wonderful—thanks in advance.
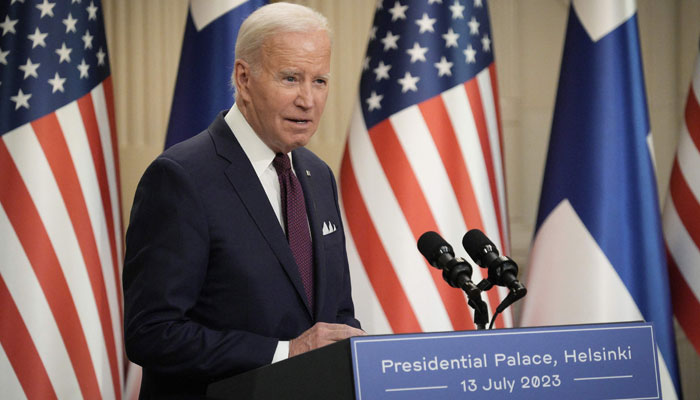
[123,112,360,397]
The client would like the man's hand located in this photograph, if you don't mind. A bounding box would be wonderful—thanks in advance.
[289,322,365,357]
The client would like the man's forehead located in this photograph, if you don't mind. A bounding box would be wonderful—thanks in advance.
[260,31,331,70]
[262,30,331,52]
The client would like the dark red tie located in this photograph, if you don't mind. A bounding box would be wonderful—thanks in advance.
[273,153,314,309]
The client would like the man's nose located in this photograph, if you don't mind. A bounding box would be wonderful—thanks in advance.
[294,83,313,109]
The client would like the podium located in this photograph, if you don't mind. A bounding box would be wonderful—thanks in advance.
[207,322,661,400]
[207,339,354,399]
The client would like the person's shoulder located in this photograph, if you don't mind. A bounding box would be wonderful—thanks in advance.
[293,146,326,168]
[160,130,212,163]
[159,112,230,165]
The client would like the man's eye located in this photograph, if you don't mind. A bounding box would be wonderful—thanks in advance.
[315,79,327,85]
[284,76,296,82]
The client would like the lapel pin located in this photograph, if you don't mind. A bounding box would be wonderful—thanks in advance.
[306,170,311,177]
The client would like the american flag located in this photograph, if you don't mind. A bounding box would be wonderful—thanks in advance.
[0,1,124,399]
[340,0,511,334]
[663,40,700,357]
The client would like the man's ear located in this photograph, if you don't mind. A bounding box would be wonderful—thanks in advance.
[234,60,252,102]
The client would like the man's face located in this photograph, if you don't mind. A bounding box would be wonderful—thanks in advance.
[238,30,331,154]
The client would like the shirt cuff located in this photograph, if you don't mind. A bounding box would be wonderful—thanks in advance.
[272,340,289,364]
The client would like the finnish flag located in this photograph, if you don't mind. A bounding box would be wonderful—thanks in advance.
[520,1,682,398]
[165,0,266,148]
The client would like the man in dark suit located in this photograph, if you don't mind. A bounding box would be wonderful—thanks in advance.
[122,3,363,397]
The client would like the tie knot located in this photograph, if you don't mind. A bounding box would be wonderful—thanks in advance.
[272,153,292,175]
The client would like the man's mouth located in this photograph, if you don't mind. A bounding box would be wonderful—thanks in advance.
[286,118,311,125]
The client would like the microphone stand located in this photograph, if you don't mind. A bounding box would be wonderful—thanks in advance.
[448,265,489,330]
[477,278,527,329]
[467,296,489,331]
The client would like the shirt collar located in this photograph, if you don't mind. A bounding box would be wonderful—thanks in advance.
[224,103,292,178]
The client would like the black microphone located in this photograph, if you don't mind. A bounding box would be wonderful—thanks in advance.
[417,231,481,299]
[462,229,527,302]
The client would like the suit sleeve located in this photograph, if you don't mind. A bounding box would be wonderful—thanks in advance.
[123,157,278,381]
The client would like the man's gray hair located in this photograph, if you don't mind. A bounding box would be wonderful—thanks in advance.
[232,2,330,93]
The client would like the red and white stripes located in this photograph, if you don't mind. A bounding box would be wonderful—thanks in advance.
[0,78,124,400]
[341,65,511,335]
[663,51,700,356]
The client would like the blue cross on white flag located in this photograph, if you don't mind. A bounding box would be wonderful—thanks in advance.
[520,0,682,398]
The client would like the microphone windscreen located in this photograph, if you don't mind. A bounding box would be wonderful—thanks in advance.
[417,231,450,261]
[462,229,497,261]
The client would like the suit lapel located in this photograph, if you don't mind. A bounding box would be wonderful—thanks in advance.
[208,113,313,317]
[292,150,327,320]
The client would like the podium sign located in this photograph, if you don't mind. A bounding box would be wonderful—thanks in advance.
[350,322,660,399]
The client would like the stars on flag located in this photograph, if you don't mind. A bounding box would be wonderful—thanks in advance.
[82,29,93,49]
[442,28,460,47]
[18,58,40,79]
[1,15,19,35]
[415,13,436,33]
[0,47,9,65]
[434,56,453,77]
[360,0,496,120]
[397,71,419,93]
[48,71,66,93]
[374,60,391,81]
[450,0,466,19]
[464,44,476,63]
[1,0,109,115]
[468,16,479,34]
[481,34,491,51]
[36,0,57,19]
[63,13,78,33]
[388,1,408,22]
[77,58,90,78]
[406,42,428,63]
[96,47,106,65]
[86,1,99,20]
[10,88,31,110]
[366,90,383,111]
[56,42,72,63]
[28,27,48,48]
[381,31,400,51]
